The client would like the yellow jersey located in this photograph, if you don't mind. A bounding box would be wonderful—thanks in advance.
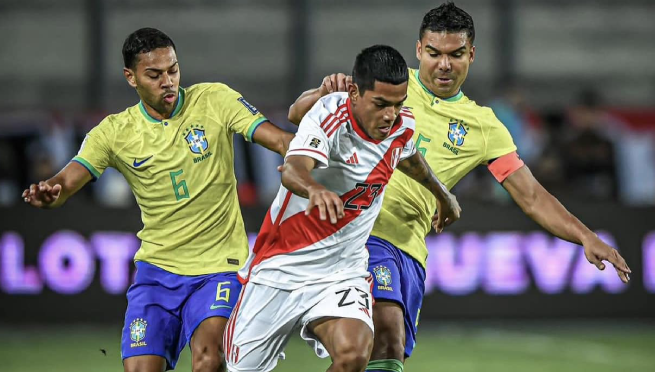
[371,68,517,267]
[74,83,268,275]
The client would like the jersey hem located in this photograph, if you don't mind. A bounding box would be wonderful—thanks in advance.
[245,117,268,142]
[369,232,427,269]
[72,157,101,180]
[133,259,241,276]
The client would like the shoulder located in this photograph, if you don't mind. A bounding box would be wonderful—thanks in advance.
[186,82,258,113]
[459,95,506,130]
[91,106,137,136]
[308,92,349,123]
[185,82,236,100]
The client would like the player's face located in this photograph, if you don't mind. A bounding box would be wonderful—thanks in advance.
[124,46,180,118]
[349,81,408,140]
[416,31,475,99]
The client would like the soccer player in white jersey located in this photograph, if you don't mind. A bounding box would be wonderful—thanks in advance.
[224,45,461,372]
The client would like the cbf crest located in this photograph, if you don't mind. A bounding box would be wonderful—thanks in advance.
[447,119,469,147]
[184,125,209,154]
[129,318,148,347]
[373,265,393,291]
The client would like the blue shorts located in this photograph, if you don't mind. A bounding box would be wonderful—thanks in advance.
[367,236,426,358]
[121,261,242,370]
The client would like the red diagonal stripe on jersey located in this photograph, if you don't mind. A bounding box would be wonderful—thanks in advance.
[320,103,348,130]
[327,117,348,138]
[400,108,414,118]
[353,152,359,164]
[324,109,349,137]
[249,131,414,270]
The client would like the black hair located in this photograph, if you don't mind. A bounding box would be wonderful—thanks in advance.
[352,45,408,94]
[122,28,176,69]
[419,2,475,44]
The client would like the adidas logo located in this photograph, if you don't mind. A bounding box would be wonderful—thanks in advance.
[345,152,359,165]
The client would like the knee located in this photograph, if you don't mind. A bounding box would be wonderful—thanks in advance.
[192,345,225,372]
[371,323,405,361]
[332,339,373,372]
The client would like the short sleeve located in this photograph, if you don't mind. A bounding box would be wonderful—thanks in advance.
[222,87,268,142]
[284,99,336,169]
[483,109,518,163]
[72,119,114,180]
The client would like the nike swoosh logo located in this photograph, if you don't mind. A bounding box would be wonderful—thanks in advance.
[132,156,153,167]
[210,304,232,310]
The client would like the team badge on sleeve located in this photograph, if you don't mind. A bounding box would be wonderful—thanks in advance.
[307,137,322,149]
[237,97,259,115]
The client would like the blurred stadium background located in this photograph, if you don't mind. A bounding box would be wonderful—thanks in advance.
[1,0,654,371]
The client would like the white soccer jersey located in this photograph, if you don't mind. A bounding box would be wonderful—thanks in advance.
[241,92,416,290]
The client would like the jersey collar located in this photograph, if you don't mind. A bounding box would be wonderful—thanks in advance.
[138,87,186,123]
[346,98,403,145]
[414,70,463,102]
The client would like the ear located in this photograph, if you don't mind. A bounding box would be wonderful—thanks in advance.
[124,67,137,89]
[348,83,359,102]
[469,45,476,64]
[416,39,422,61]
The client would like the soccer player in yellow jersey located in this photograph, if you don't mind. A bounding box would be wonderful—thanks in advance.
[22,28,293,372]
[288,3,632,372]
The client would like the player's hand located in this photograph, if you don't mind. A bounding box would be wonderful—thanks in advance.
[22,181,62,208]
[306,185,344,224]
[583,236,631,283]
[431,191,461,233]
[318,73,352,97]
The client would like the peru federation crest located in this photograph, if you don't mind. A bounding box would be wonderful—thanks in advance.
[184,125,209,154]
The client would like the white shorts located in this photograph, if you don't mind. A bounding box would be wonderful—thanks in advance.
[224,275,374,372]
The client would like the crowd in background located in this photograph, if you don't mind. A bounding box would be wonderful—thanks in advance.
[2,86,654,208]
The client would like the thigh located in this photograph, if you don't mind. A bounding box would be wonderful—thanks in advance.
[123,355,167,372]
[302,276,374,358]
[367,237,403,306]
[183,272,242,345]
[189,316,229,361]
[309,317,374,362]
[121,262,189,370]
[225,282,299,372]
[370,301,406,361]
[400,253,426,358]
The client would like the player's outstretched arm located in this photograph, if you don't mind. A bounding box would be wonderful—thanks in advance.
[397,152,461,232]
[280,156,344,224]
[21,161,93,209]
[251,121,295,156]
[288,73,351,125]
[503,165,631,283]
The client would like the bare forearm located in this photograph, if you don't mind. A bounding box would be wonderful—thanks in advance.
[398,154,449,201]
[288,88,322,125]
[281,164,323,199]
[521,189,596,245]
[44,163,91,208]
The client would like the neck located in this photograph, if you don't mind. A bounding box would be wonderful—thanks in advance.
[143,101,172,121]
[417,70,461,100]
